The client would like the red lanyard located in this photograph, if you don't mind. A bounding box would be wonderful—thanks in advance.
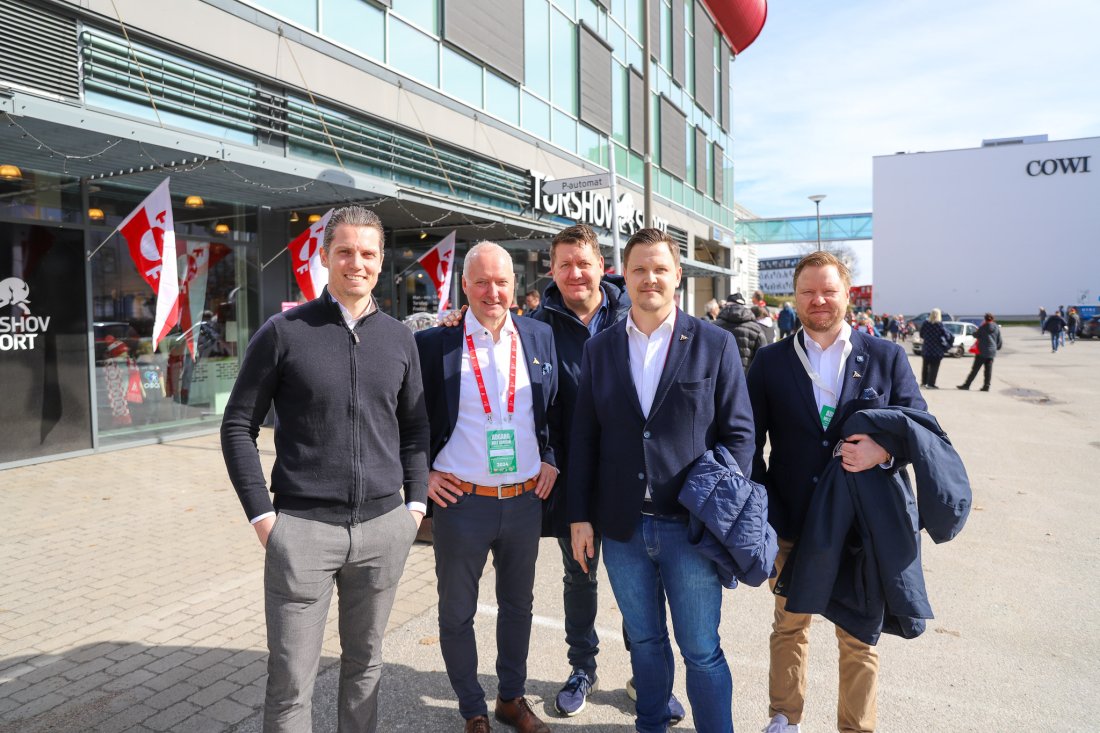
[465,326,517,423]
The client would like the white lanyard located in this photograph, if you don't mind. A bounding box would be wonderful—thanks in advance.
[792,332,852,401]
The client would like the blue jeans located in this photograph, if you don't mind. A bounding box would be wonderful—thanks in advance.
[603,516,732,733]
[1051,332,1061,351]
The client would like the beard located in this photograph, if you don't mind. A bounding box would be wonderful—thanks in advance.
[799,306,845,334]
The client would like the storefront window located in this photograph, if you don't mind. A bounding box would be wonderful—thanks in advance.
[87,185,258,445]
[0,170,82,224]
[0,223,92,463]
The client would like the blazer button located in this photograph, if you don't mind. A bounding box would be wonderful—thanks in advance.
[637,473,645,480]
[822,440,829,447]
[643,431,651,439]
[812,476,818,483]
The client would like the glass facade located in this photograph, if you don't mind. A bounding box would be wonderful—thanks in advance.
[248,0,738,226]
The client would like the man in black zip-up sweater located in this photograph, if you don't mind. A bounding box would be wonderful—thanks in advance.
[221,206,429,733]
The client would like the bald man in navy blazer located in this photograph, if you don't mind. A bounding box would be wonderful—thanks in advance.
[568,228,754,733]
[747,251,925,733]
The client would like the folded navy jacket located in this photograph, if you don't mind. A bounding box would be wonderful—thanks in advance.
[678,443,778,589]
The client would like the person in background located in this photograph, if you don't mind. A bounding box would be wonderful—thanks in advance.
[1066,307,1080,344]
[1038,306,1047,332]
[777,302,797,340]
[524,289,541,316]
[918,308,952,389]
[716,293,768,371]
[958,313,1003,392]
[705,298,720,321]
[753,305,776,344]
[886,314,901,343]
[1044,309,1067,353]
[1056,306,1066,346]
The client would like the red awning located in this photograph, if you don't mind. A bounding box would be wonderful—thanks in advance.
[703,0,768,54]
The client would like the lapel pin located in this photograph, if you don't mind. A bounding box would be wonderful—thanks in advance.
[680,334,689,341]
[542,363,553,375]
[853,371,862,379]
[855,355,865,364]
[533,357,540,364]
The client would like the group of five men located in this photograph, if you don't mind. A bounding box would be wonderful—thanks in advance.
[222,206,925,733]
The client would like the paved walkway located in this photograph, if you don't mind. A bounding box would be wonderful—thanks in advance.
[1,326,1097,731]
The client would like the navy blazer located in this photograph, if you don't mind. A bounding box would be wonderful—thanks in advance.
[746,328,926,541]
[414,315,559,471]
[567,312,756,542]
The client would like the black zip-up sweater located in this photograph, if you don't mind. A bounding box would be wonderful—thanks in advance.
[221,290,429,525]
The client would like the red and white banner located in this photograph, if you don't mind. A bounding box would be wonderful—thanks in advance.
[177,242,231,358]
[119,178,178,349]
[289,209,334,301]
[417,231,456,318]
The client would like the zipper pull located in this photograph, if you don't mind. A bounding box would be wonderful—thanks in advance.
[352,331,360,344]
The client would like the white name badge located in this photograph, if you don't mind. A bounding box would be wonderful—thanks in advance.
[486,427,518,475]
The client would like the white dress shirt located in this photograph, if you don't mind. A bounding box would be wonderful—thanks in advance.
[625,308,677,418]
[432,310,542,486]
[802,321,853,414]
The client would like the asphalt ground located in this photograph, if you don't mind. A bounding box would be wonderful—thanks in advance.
[2,326,1097,732]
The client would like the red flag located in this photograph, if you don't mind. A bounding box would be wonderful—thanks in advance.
[289,209,334,301]
[119,178,178,349]
[177,242,231,358]
[417,231,456,318]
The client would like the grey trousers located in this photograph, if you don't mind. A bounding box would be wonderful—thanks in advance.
[433,490,543,719]
[263,505,418,733]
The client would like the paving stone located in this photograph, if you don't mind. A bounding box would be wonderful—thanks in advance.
[144,682,199,711]
[142,701,200,731]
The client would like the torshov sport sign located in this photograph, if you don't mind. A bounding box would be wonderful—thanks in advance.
[0,277,49,351]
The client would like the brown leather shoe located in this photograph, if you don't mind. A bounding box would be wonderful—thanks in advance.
[464,715,492,733]
[494,696,550,733]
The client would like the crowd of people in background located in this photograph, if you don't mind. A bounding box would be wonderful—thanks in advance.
[1040,304,1082,352]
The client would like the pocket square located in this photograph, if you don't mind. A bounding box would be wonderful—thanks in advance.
[542,362,553,375]
[860,387,881,399]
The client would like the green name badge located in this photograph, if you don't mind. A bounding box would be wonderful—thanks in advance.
[486,427,518,475]
[820,405,836,430]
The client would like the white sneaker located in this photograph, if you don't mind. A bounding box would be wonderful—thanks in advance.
[762,713,800,733]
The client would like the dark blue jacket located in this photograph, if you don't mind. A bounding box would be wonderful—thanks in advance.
[414,315,560,471]
[746,328,926,540]
[678,444,778,588]
[778,407,972,645]
[568,312,756,541]
[919,320,953,360]
[777,305,797,333]
[532,276,629,537]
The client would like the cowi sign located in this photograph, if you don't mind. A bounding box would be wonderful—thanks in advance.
[0,277,49,351]
[529,170,667,235]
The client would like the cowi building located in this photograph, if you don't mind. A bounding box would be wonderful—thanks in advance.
[0,0,765,466]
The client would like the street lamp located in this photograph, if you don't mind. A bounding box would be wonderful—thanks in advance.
[808,194,826,251]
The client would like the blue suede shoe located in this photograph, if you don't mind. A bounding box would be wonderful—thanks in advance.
[555,669,597,717]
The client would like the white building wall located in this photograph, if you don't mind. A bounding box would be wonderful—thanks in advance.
[873,137,1100,318]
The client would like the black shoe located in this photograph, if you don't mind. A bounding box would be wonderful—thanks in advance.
[956,385,969,390]
[980,386,990,391]
[927,384,939,389]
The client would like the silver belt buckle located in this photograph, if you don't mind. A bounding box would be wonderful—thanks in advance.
[497,483,506,499]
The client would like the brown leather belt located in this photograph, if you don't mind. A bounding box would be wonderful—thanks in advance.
[457,477,538,499]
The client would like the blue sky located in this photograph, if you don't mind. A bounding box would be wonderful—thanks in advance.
[732,0,1100,222]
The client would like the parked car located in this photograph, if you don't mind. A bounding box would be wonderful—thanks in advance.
[912,320,977,357]
[1079,316,1100,339]
[908,311,956,333]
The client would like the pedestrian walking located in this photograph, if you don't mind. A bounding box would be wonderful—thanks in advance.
[753,305,777,344]
[1044,310,1067,352]
[918,309,953,389]
[777,302,797,339]
[715,293,768,371]
[1067,308,1080,344]
[1056,306,1066,346]
[1039,306,1047,332]
[958,313,1003,391]
[221,206,429,732]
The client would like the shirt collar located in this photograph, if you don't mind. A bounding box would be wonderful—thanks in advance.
[330,293,375,322]
[626,307,677,337]
[464,308,515,339]
[804,321,852,354]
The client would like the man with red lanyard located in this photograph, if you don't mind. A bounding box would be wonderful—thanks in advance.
[415,242,560,733]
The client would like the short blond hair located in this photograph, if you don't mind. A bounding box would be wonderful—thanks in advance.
[793,251,851,292]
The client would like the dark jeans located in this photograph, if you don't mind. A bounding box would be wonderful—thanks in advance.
[920,357,942,387]
[1050,332,1061,351]
[558,536,601,677]
[604,516,732,733]
[434,490,543,719]
[962,356,994,388]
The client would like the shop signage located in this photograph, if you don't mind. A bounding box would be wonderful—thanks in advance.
[541,173,611,196]
[529,170,667,235]
[758,256,801,295]
[1025,156,1091,176]
[0,277,48,351]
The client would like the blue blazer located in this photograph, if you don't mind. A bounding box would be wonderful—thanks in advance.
[567,312,756,542]
[746,329,926,540]
[414,315,559,470]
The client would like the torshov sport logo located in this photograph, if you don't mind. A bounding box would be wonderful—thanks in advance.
[0,277,49,351]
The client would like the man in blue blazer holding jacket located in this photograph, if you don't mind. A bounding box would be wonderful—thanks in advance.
[746,251,926,733]
[416,242,559,733]
[569,228,755,733]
